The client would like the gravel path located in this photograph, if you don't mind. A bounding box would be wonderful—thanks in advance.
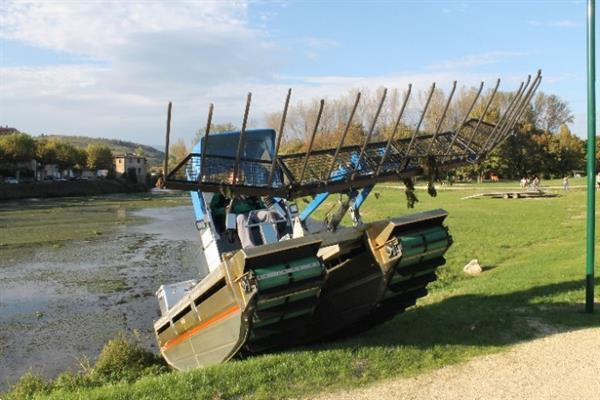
[313,328,600,400]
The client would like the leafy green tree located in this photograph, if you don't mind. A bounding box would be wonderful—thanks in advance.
[35,139,58,166]
[54,141,79,170]
[36,139,84,170]
[529,92,575,133]
[530,124,584,177]
[168,139,189,170]
[0,132,36,163]
[554,124,585,174]
[86,144,113,170]
[279,138,305,154]
[73,148,87,170]
[479,92,579,179]
[594,137,600,166]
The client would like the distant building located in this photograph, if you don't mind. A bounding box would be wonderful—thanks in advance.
[114,153,147,183]
[0,126,19,136]
[81,169,96,179]
[41,164,61,179]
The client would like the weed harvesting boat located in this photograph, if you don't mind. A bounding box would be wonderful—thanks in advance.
[154,71,541,370]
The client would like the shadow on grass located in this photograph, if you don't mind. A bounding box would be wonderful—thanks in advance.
[307,279,600,353]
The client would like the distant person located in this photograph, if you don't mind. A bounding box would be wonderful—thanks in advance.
[563,176,569,191]
[155,175,165,189]
[531,176,540,191]
[520,177,527,189]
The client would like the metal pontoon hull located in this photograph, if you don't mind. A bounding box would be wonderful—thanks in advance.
[155,209,451,370]
[153,71,541,370]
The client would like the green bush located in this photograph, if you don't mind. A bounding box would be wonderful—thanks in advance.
[5,371,51,400]
[3,334,168,399]
[91,333,166,383]
[52,371,94,391]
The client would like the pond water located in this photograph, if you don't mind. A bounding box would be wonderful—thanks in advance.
[0,203,207,389]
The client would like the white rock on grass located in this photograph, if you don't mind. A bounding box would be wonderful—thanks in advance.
[463,259,483,276]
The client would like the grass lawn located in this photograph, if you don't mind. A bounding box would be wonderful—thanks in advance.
[3,185,600,400]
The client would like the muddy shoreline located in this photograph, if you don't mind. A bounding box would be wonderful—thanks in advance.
[0,202,206,390]
[0,180,148,201]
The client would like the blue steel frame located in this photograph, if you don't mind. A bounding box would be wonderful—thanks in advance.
[189,129,376,225]
[190,142,206,222]
[299,153,375,222]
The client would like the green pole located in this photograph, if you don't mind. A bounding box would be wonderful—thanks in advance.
[586,0,596,313]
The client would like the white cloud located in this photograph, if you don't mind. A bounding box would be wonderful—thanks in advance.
[528,19,580,28]
[0,0,283,144]
[426,51,525,71]
[0,1,534,146]
[299,36,340,61]
[0,0,275,86]
[300,37,340,50]
[0,1,248,58]
[544,73,584,85]
[552,20,579,28]
[304,50,318,60]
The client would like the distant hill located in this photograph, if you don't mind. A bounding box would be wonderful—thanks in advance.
[39,135,165,167]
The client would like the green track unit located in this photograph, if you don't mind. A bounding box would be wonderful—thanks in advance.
[396,226,451,268]
[247,256,325,351]
[367,213,452,320]
[254,257,324,292]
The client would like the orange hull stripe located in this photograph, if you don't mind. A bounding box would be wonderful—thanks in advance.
[161,304,241,352]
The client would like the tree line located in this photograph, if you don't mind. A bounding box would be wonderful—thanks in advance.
[0,132,114,173]
[261,87,585,180]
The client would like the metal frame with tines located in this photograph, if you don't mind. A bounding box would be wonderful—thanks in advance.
[164,71,541,198]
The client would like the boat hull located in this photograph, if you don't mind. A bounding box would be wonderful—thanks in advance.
[154,209,452,370]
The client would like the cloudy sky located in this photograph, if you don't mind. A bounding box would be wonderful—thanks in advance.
[0,0,588,147]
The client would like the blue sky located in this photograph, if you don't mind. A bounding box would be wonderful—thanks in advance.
[0,1,590,146]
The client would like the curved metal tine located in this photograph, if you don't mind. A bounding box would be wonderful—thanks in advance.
[496,74,533,133]
[199,103,214,183]
[427,80,457,155]
[325,92,361,181]
[496,71,542,146]
[351,88,387,180]
[443,81,485,160]
[465,78,500,151]
[298,99,325,184]
[494,74,533,141]
[501,73,542,137]
[490,79,541,153]
[375,84,412,176]
[267,88,292,187]
[480,78,526,153]
[404,82,436,163]
[232,92,252,185]
[491,76,542,151]
[512,70,542,125]
[487,74,533,151]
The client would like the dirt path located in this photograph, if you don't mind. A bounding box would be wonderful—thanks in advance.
[314,327,600,400]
